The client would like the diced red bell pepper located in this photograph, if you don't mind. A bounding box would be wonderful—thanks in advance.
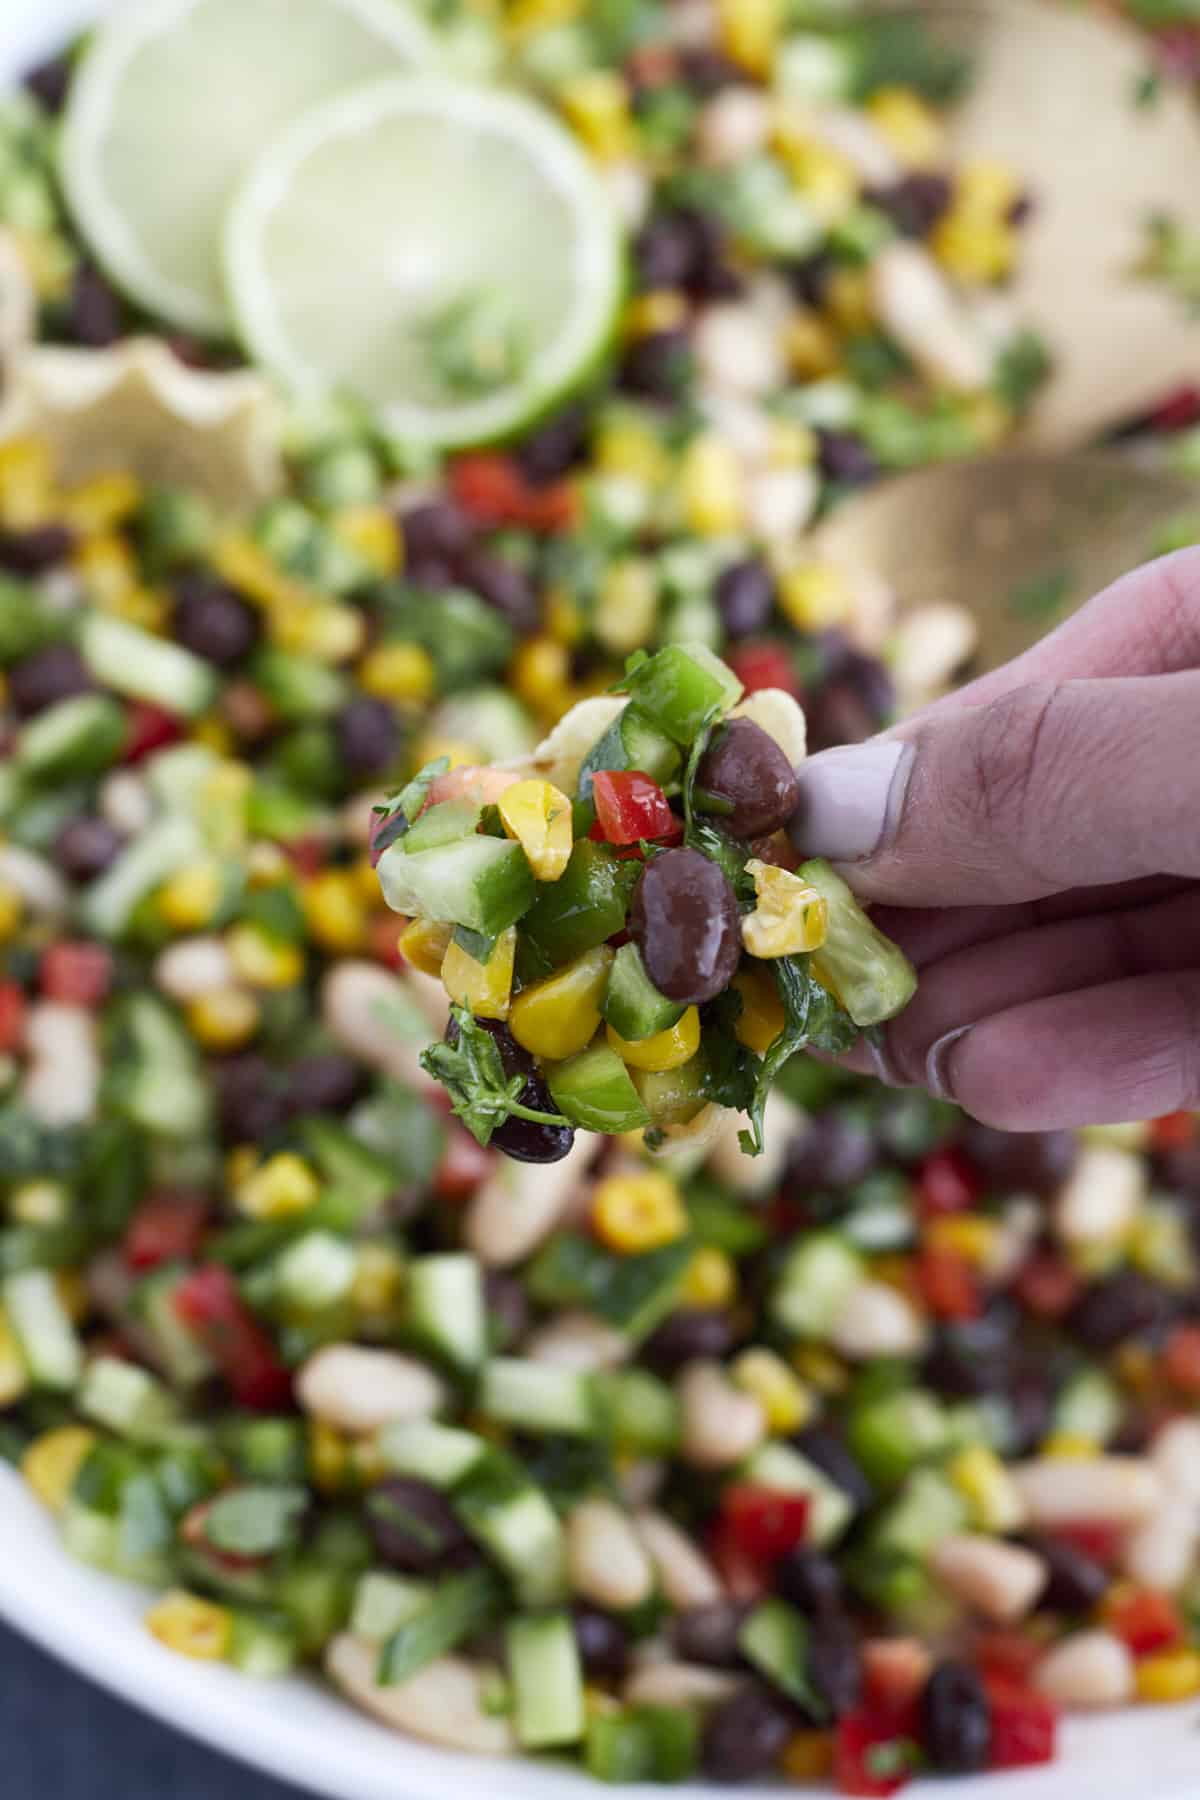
[124,1192,210,1272]
[707,1518,770,1601]
[123,699,182,763]
[1050,1520,1126,1567]
[915,1145,982,1217]
[721,1483,812,1563]
[833,1712,916,1797]
[861,1641,928,1730]
[0,981,27,1053]
[974,1631,1043,1687]
[173,1265,292,1411]
[450,452,577,533]
[591,770,681,846]
[916,1245,982,1320]
[1151,385,1200,434]
[435,1126,495,1201]
[984,1678,1057,1771]
[725,639,802,700]
[369,911,405,970]
[40,941,112,1007]
[1151,1111,1196,1151]
[1164,1324,1200,1397]
[280,834,329,878]
[1014,1251,1080,1320]
[1104,1585,1185,1657]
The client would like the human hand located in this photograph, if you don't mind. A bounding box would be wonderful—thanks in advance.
[789,550,1200,1130]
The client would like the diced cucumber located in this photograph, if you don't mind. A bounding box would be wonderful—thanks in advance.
[585,1705,700,1783]
[144,743,219,812]
[1052,1367,1122,1445]
[80,613,216,717]
[618,644,743,745]
[527,1234,694,1341]
[848,1389,948,1488]
[61,1502,120,1571]
[401,799,482,856]
[633,1059,709,1129]
[741,1442,854,1547]
[377,1420,487,1490]
[78,1355,177,1442]
[506,1611,585,1750]
[480,1359,596,1437]
[407,1254,486,1373]
[377,1567,503,1686]
[770,1232,864,1339]
[274,1231,357,1313]
[228,1608,300,1677]
[594,1368,680,1454]
[107,993,210,1138]
[429,687,536,763]
[221,1417,307,1485]
[577,703,681,804]
[874,1467,966,1561]
[3,1268,82,1390]
[602,942,684,1043]
[351,1571,434,1642]
[15,694,126,783]
[272,1562,354,1654]
[738,1599,824,1716]
[802,858,917,1027]
[83,815,204,939]
[546,1045,651,1133]
[377,834,534,936]
[250,647,346,720]
[300,1118,394,1214]
[454,1453,567,1607]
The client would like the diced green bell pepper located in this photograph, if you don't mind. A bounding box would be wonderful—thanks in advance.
[617,643,743,744]
[546,1044,651,1133]
[520,841,638,968]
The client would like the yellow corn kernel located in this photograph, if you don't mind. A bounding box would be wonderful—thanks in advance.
[9,1180,66,1226]
[1136,1649,1200,1705]
[398,916,453,978]
[947,1444,1026,1533]
[1041,1433,1099,1461]
[212,533,320,612]
[957,158,1022,218]
[624,290,689,339]
[510,636,573,722]
[560,70,635,162]
[246,842,291,888]
[226,922,305,990]
[732,1348,813,1435]
[0,880,25,943]
[682,1246,738,1310]
[731,965,786,1055]
[61,471,142,533]
[359,641,436,704]
[866,86,944,167]
[782,141,858,223]
[594,416,672,488]
[158,860,225,931]
[0,438,53,527]
[271,599,365,663]
[351,1432,388,1486]
[607,1008,700,1074]
[784,307,842,380]
[780,1730,834,1782]
[964,392,1014,450]
[309,1418,350,1493]
[931,213,1017,285]
[74,532,138,606]
[147,1591,233,1662]
[926,1214,999,1266]
[545,587,584,647]
[766,418,818,469]
[777,563,852,632]
[717,0,781,75]
[823,267,874,335]
[185,986,260,1051]
[238,1151,321,1220]
[592,1171,688,1255]
[442,927,518,1021]
[411,733,477,773]
[191,713,234,755]
[679,434,746,537]
[506,0,581,42]
[1129,1205,1196,1289]
[198,761,252,852]
[791,1344,849,1394]
[1113,1341,1158,1399]
[13,229,74,304]
[593,557,658,657]
[21,1426,96,1515]
[498,779,573,882]
[742,861,828,960]
[303,869,368,953]
[332,504,401,577]
[225,1146,260,1191]
[509,946,614,1061]
[353,1243,405,1318]
[584,1683,623,1719]
[0,1306,27,1407]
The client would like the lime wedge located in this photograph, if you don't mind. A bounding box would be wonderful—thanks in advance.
[224,76,624,449]
[60,0,438,337]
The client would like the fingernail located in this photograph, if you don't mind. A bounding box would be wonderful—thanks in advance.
[790,740,913,862]
[927,1025,970,1100]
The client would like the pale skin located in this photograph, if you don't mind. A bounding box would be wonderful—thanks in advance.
[790,548,1200,1131]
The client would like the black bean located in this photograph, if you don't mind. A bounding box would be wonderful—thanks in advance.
[1009,192,1036,228]
[1008,1362,1056,1456]
[483,1271,530,1350]
[809,1618,862,1719]
[714,557,775,640]
[1024,1531,1109,1615]
[818,635,897,723]
[66,263,124,348]
[366,1477,476,1574]
[784,1109,878,1192]
[804,682,878,753]
[515,402,589,485]
[572,1607,631,1681]
[334,695,401,778]
[672,1602,751,1668]
[866,172,954,238]
[630,848,741,1006]
[701,1683,795,1782]
[7,644,95,718]
[0,523,75,574]
[960,1122,1076,1199]
[23,52,73,113]
[1069,1270,1177,1352]
[448,1016,575,1165]
[634,214,699,290]
[790,1426,873,1515]
[620,329,693,404]
[285,1054,363,1117]
[695,718,800,840]
[817,430,880,487]
[678,48,744,95]
[775,1548,843,1620]
[213,1054,288,1145]
[54,816,124,884]
[173,575,260,668]
[921,1661,991,1774]
[398,499,473,578]
[642,1307,736,1372]
[456,548,539,636]
[1161,1145,1200,1199]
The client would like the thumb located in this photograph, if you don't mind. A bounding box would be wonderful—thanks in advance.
[790,670,1200,907]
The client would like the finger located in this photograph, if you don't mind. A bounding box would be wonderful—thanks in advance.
[792,670,1200,906]
[874,887,1200,1089]
[929,970,1200,1129]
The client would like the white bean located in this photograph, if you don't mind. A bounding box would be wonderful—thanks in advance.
[678,1361,766,1470]
[698,388,773,465]
[745,467,820,546]
[153,935,236,1004]
[465,1135,595,1267]
[602,161,650,230]
[1123,1493,1199,1592]
[525,1310,630,1372]
[0,228,35,361]
[706,1090,802,1195]
[1153,1418,1200,1504]
[633,1508,724,1609]
[99,769,153,836]
[693,304,785,399]
[567,1499,655,1611]
[1012,1456,1162,1527]
[643,1102,730,1163]
[1054,1146,1145,1248]
[296,1344,445,1436]
[807,103,900,186]
[728,689,808,769]
[624,1661,739,1709]
[326,1637,516,1755]
[930,1534,1047,1623]
[1034,1631,1135,1711]
[889,603,979,711]
[870,242,992,393]
[502,696,627,792]
[618,1459,666,1509]
[22,1003,99,1125]
[697,87,770,165]
[0,845,67,920]
[829,1280,927,1360]
[320,960,444,1091]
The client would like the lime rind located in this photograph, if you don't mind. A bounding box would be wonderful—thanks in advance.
[223,75,625,449]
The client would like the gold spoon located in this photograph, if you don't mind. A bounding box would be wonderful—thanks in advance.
[815,450,1200,670]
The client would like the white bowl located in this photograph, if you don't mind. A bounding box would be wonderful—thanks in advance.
[2,3,1200,1795]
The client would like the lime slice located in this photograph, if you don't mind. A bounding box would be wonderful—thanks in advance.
[60,0,438,337]
[224,76,624,449]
